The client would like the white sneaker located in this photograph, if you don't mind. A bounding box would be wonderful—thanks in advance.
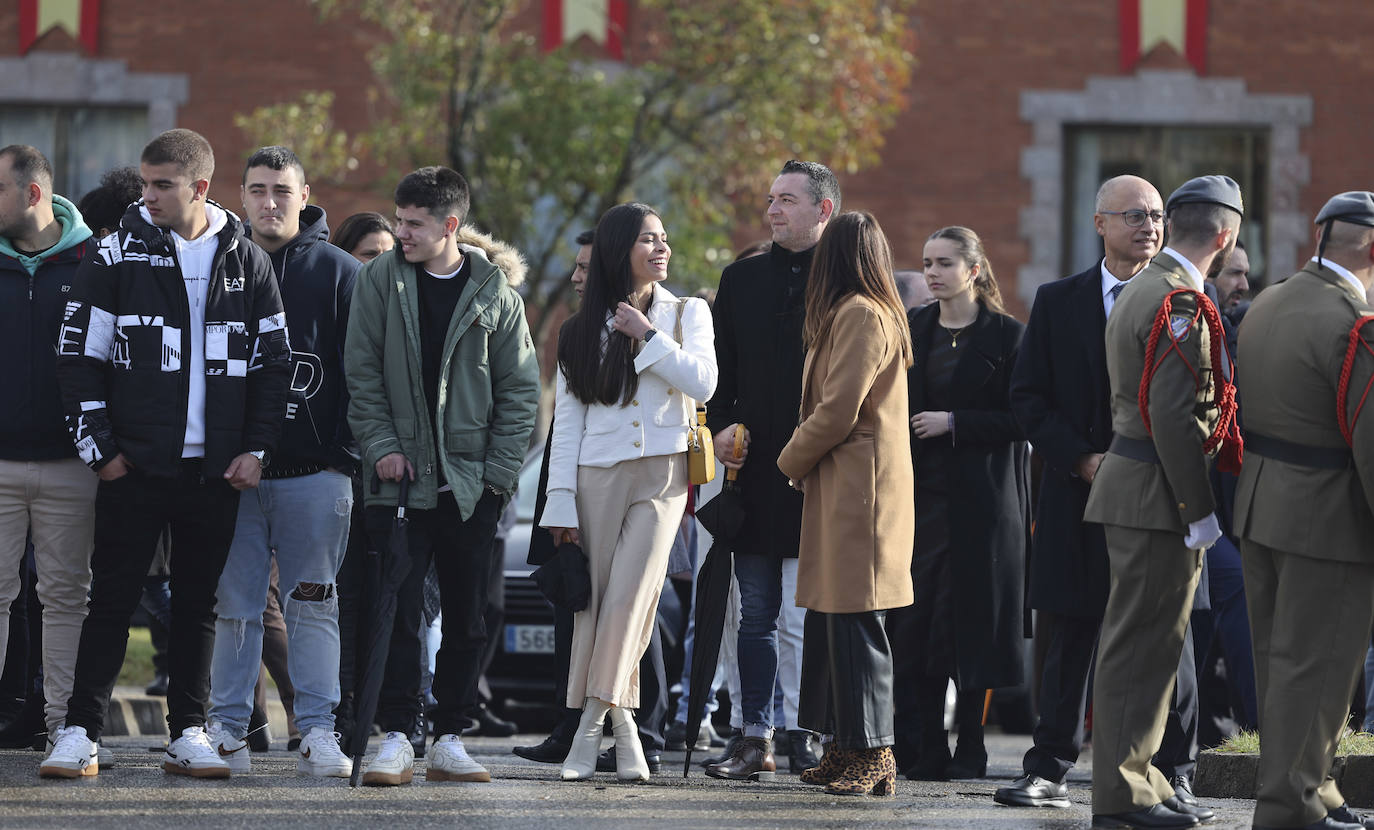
[39,726,98,779]
[163,726,231,778]
[206,721,250,773]
[297,727,352,778]
[361,731,414,786]
[427,733,490,782]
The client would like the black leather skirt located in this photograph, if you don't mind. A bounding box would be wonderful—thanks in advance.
[797,609,895,750]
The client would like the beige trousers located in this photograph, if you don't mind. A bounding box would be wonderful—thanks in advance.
[567,454,687,709]
[1243,541,1374,828]
[0,458,98,734]
[1092,525,1202,814]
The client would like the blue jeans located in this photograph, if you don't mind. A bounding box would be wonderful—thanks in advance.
[209,471,352,738]
[734,553,782,730]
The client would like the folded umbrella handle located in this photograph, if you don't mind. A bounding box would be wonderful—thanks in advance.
[396,475,410,519]
[727,423,746,482]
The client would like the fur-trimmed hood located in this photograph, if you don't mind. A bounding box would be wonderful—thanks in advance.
[456,225,526,288]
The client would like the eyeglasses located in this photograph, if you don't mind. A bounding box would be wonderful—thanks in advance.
[1099,209,1165,228]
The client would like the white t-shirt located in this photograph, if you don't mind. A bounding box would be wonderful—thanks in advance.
[142,202,228,459]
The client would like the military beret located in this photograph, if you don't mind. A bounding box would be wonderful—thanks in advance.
[1315,191,1374,228]
[1165,175,1244,216]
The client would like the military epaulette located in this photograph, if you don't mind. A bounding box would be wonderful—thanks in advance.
[1138,288,1243,473]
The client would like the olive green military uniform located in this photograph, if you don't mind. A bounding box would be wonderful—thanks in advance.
[1083,249,1223,815]
[1235,260,1374,828]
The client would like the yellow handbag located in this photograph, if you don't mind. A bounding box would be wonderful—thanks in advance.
[675,299,716,485]
[687,405,716,485]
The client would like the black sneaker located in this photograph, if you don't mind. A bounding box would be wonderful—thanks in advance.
[513,734,571,764]
[462,704,517,738]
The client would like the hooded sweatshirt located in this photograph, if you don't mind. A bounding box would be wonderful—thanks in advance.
[246,204,360,476]
[0,195,93,460]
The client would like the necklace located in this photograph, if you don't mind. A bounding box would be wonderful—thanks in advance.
[941,324,968,348]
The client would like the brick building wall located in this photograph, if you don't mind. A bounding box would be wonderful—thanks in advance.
[3,0,1371,318]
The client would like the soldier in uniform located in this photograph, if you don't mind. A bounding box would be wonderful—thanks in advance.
[1234,192,1374,830]
[1084,175,1244,829]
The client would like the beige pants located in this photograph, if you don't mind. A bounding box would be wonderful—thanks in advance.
[0,458,97,734]
[567,454,687,709]
[1092,525,1202,814]
[1243,541,1374,828]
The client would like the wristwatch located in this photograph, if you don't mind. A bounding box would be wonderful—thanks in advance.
[643,328,658,343]
[485,482,508,497]
[248,449,267,466]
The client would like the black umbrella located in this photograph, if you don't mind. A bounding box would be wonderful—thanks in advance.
[349,476,412,787]
[683,427,748,775]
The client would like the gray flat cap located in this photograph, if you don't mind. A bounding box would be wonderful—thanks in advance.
[1166,175,1245,215]
[1315,191,1374,227]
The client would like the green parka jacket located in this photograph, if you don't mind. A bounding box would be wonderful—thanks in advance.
[345,227,540,517]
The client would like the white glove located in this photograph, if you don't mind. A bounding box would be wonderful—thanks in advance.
[1184,512,1222,550]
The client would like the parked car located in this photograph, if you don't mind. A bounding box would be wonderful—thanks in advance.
[486,450,558,705]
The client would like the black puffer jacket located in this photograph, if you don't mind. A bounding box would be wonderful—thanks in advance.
[56,201,292,478]
[248,205,359,476]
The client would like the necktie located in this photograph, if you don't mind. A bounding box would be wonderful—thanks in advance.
[1107,282,1125,316]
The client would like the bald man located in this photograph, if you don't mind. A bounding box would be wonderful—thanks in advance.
[1001,176,1207,813]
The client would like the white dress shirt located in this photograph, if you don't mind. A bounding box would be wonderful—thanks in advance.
[1100,259,1131,318]
[1313,256,1368,299]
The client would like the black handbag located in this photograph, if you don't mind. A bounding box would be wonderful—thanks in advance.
[532,537,591,611]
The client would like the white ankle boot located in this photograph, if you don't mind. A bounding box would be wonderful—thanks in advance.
[560,698,610,781]
[608,707,649,782]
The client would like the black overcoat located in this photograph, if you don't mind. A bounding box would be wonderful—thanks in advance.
[705,244,811,560]
[909,302,1028,690]
[1008,265,1113,618]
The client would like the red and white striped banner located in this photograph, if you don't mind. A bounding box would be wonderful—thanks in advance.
[1119,0,1207,74]
[542,0,627,60]
[18,0,101,55]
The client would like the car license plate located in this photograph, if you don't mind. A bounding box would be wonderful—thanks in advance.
[505,624,556,654]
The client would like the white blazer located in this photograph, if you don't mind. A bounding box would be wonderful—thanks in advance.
[541,284,718,530]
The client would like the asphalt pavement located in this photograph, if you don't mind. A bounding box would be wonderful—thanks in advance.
[0,731,1259,829]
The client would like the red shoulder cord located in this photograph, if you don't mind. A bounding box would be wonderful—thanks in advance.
[1337,316,1374,446]
[1137,288,1243,474]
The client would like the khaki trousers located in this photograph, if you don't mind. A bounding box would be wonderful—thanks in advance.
[1243,541,1374,828]
[0,458,97,734]
[567,454,687,709]
[1091,525,1201,814]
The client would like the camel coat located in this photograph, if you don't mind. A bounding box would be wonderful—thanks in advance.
[777,295,915,614]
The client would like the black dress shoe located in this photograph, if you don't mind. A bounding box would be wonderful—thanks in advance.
[787,730,822,773]
[1170,775,1200,806]
[595,747,661,774]
[512,734,571,764]
[1330,803,1374,829]
[1092,803,1200,828]
[994,773,1070,807]
[947,747,988,779]
[1162,796,1215,823]
[463,704,518,737]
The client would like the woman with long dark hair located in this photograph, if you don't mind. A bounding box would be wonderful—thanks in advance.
[777,211,914,796]
[333,212,395,263]
[541,203,717,782]
[892,225,1027,781]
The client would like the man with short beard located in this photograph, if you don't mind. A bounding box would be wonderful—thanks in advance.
[0,145,96,752]
[43,128,291,780]
[1084,175,1244,829]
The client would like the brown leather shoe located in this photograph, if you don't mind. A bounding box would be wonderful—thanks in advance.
[704,736,776,781]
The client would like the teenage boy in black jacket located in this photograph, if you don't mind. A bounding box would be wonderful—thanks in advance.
[204,146,359,778]
[42,129,291,780]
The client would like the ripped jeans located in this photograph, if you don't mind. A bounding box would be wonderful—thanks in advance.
[209,470,353,739]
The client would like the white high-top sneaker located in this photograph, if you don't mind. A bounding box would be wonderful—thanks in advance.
[39,726,98,779]
[297,727,353,778]
[163,726,231,778]
[361,731,414,786]
[206,721,250,773]
[427,734,490,782]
